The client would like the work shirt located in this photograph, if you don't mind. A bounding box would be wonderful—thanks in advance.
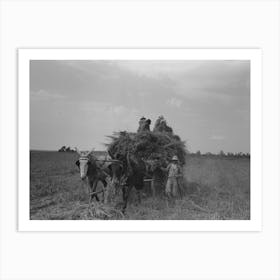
[167,163,181,178]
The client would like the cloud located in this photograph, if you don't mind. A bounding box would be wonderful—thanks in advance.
[79,101,140,131]
[115,61,200,78]
[166,97,183,108]
[210,135,225,140]
[30,89,66,100]
[80,101,138,116]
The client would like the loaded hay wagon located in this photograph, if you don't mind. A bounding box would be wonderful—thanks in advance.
[104,116,187,201]
[84,116,188,219]
[76,116,212,219]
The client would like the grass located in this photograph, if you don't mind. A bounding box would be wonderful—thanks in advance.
[30,151,250,220]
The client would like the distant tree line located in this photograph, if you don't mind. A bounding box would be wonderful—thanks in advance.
[191,150,250,158]
[58,146,75,153]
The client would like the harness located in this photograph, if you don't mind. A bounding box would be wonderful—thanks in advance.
[79,156,124,183]
[95,159,123,177]
[95,159,123,166]
[79,156,155,203]
[90,160,127,200]
[79,157,90,161]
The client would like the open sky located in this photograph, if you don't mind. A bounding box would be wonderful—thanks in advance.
[30,60,250,153]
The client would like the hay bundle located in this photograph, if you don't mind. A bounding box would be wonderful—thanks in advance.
[87,202,124,219]
[103,176,123,204]
[107,116,187,166]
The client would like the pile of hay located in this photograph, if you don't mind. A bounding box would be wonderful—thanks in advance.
[87,202,124,219]
[107,116,187,166]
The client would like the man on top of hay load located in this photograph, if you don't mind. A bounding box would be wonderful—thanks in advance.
[137,117,151,132]
[162,155,183,198]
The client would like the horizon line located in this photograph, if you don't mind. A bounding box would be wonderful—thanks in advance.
[30,148,250,154]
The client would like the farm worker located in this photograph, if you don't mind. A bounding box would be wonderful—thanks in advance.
[137,117,146,132]
[163,155,182,198]
[137,117,151,132]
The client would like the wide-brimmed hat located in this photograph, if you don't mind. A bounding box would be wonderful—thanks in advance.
[172,155,178,161]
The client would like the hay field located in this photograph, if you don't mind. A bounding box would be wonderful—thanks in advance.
[30,151,250,220]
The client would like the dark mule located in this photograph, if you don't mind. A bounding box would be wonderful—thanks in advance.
[109,152,146,213]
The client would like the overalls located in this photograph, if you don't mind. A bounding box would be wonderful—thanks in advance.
[165,163,181,197]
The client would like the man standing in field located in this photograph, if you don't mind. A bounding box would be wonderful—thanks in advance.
[162,155,183,198]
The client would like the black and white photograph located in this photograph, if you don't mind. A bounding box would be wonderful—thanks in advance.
[28,54,252,221]
[2,1,280,279]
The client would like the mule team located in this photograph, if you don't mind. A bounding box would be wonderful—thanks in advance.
[75,148,182,213]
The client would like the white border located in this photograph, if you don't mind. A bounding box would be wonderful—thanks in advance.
[18,49,262,231]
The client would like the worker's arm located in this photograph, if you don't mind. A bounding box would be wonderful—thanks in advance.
[161,164,170,172]
[178,165,183,177]
[176,165,183,177]
[179,165,182,173]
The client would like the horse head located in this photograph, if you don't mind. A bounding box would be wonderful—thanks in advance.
[75,148,95,180]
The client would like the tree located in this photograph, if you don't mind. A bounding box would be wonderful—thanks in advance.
[58,146,66,152]
[58,146,75,152]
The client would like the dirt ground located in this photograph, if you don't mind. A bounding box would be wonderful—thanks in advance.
[30,151,250,220]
